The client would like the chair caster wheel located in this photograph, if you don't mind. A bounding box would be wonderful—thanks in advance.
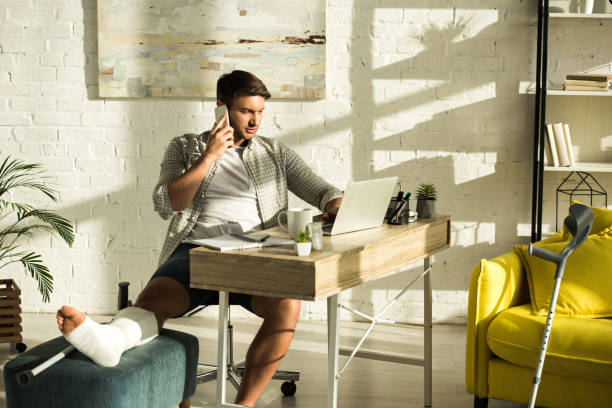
[12,342,27,353]
[281,380,296,396]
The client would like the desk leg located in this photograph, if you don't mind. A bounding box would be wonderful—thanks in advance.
[217,291,229,408]
[424,257,432,408]
[327,295,339,408]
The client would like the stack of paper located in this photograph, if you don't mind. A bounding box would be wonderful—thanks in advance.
[185,234,295,251]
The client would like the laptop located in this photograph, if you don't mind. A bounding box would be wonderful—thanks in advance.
[323,176,398,236]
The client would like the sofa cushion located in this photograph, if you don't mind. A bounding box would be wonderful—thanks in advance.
[488,304,612,383]
[560,201,612,241]
[514,230,612,317]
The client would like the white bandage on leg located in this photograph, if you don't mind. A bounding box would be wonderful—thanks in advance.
[64,307,159,367]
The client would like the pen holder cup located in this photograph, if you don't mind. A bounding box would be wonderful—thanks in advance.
[385,198,413,225]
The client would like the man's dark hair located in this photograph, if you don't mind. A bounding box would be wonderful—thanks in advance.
[217,70,271,107]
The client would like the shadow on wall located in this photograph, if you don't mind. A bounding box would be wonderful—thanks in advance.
[279,1,536,321]
[74,0,538,320]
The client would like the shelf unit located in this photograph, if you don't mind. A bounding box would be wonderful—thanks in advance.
[549,13,612,19]
[545,163,612,172]
[546,89,611,96]
[531,2,612,241]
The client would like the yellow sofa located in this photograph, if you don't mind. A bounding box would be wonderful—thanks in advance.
[465,249,612,408]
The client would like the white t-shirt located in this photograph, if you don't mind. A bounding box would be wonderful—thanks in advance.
[185,146,262,240]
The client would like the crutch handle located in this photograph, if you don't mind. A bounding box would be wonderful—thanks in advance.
[564,203,593,249]
[528,244,561,264]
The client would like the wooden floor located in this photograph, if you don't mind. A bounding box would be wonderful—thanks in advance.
[0,313,525,408]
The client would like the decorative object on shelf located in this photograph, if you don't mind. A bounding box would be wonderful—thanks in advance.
[294,230,312,256]
[554,171,607,231]
[582,0,594,13]
[415,183,437,219]
[0,155,75,302]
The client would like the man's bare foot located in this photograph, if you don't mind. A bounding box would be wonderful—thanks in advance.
[56,305,86,335]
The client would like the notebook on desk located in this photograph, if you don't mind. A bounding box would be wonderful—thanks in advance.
[184,233,294,251]
[323,176,398,236]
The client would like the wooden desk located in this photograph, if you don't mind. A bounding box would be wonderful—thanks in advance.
[191,215,450,408]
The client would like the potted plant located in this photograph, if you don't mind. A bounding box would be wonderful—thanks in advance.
[294,230,311,256]
[0,155,75,351]
[415,182,437,219]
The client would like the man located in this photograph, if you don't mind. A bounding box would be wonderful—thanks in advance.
[57,70,343,407]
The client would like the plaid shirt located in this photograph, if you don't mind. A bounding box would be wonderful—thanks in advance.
[153,132,343,266]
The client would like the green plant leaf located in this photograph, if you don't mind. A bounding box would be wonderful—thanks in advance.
[296,230,310,243]
[20,252,53,303]
[0,154,74,302]
[20,209,75,246]
[0,156,57,201]
[0,201,34,214]
[416,182,437,200]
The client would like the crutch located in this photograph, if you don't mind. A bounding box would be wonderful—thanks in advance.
[527,203,593,408]
[17,345,75,385]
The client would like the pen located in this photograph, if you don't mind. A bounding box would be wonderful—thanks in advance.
[258,234,270,242]
[388,184,404,224]
[395,184,404,202]
[389,200,407,224]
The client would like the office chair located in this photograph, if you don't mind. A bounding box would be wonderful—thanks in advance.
[118,282,299,396]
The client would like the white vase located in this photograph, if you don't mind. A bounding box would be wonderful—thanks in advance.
[295,241,312,256]
[582,0,594,13]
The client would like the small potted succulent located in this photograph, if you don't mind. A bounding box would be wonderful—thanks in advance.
[415,182,437,219]
[294,229,311,256]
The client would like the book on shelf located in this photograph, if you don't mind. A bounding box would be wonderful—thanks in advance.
[552,122,570,166]
[545,122,575,168]
[564,79,608,88]
[563,85,609,92]
[545,123,560,166]
[565,73,612,82]
[564,73,612,91]
[562,123,576,167]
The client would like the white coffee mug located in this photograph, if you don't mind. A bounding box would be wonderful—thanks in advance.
[277,208,313,240]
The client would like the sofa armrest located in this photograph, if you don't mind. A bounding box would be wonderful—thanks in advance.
[465,250,530,397]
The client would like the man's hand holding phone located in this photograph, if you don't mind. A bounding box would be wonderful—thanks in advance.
[204,105,234,162]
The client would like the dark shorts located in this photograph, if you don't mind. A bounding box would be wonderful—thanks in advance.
[150,243,254,315]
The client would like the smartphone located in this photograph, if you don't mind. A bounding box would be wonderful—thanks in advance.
[214,105,229,127]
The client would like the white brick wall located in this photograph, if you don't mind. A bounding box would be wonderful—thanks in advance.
[2,1,610,324]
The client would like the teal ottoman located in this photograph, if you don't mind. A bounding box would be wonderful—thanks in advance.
[3,329,198,408]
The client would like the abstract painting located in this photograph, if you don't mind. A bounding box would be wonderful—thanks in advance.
[97,0,326,99]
